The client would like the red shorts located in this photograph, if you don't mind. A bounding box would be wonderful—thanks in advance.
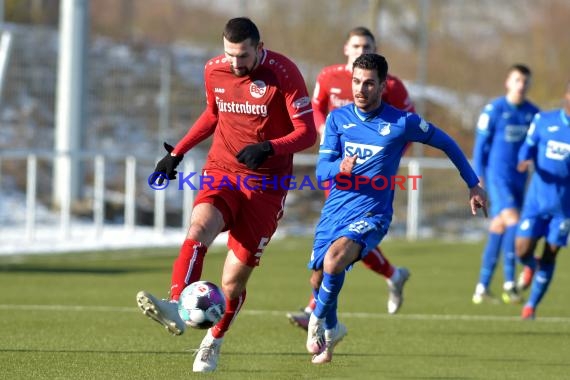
[194,169,287,267]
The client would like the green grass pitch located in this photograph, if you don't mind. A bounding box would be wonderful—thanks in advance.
[1,237,569,379]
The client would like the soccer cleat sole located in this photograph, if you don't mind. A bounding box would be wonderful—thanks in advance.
[136,291,184,336]
[286,312,310,331]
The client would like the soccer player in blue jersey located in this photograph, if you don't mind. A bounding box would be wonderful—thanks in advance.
[515,81,570,320]
[471,64,540,305]
[287,27,414,331]
[305,53,488,364]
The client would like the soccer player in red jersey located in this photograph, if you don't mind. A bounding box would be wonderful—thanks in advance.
[136,17,316,373]
[287,27,414,330]
[312,27,414,133]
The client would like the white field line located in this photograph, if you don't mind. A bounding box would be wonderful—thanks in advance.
[1,304,569,323]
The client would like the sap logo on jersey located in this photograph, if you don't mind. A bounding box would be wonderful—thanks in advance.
[250,80,267,99]
[344,142,383,164]
[545,140,570,160]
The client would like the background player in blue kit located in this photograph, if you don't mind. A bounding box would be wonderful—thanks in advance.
[471,64,540,305]
[515,81,570,320]
[305,53,488,364]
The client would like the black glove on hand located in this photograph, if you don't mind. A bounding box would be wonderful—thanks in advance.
[236,141,274,170]
[151,142,184,185]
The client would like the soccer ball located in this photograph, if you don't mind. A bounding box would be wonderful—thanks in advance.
[177,281,226,329]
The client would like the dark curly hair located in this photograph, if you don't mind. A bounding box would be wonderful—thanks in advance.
[353,54,388,82]
[223,17,260,46]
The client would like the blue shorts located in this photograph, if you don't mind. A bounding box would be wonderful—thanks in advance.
[487,177,525,217]
[308,213,391,271]
[517,213,570,247]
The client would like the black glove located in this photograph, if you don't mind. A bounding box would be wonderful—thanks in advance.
[236,141,274,170]
[151,142,184,185]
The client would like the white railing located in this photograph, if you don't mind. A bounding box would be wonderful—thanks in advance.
[0,150,483,254]
[0,150,169,254]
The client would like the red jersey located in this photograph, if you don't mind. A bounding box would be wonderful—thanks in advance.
[312,64,415,133]
[174,49,316,181]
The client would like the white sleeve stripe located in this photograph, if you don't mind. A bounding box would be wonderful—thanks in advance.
[292,109,313,118]
[319,149,339,154]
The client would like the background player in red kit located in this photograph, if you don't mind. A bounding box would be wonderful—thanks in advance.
[136,17,316,373]
[287,27,414,330]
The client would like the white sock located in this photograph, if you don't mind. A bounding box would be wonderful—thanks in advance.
[475,283,486,295]
[387,268,401,286]
[503,281,515,291]
[309,313,323,324]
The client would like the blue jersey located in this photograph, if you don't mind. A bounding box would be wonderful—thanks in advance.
[473,97,539,183]
[315,102,479,237]
[518,109,570,216]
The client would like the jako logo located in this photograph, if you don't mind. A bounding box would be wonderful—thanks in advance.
[344,142,383,164]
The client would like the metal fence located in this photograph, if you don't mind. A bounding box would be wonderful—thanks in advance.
[0,149,487,255]
[0,24,488,254]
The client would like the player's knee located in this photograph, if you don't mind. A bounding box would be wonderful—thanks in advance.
[220,280,245,301]
[501,209,520,226]
[187,204,225,243]
[515,237,533,258]
[186,222,218,245]
[323,253,347,274]
[488,216,506,233]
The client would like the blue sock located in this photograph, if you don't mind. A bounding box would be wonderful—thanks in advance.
[526,262,555,309]
[477,232,503,288]
[518,254,537,271]
[313,271,345,322]
[324,301,338,329]
[502,225,517,284]
[313,289,338,329]
[314,279,338,328]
